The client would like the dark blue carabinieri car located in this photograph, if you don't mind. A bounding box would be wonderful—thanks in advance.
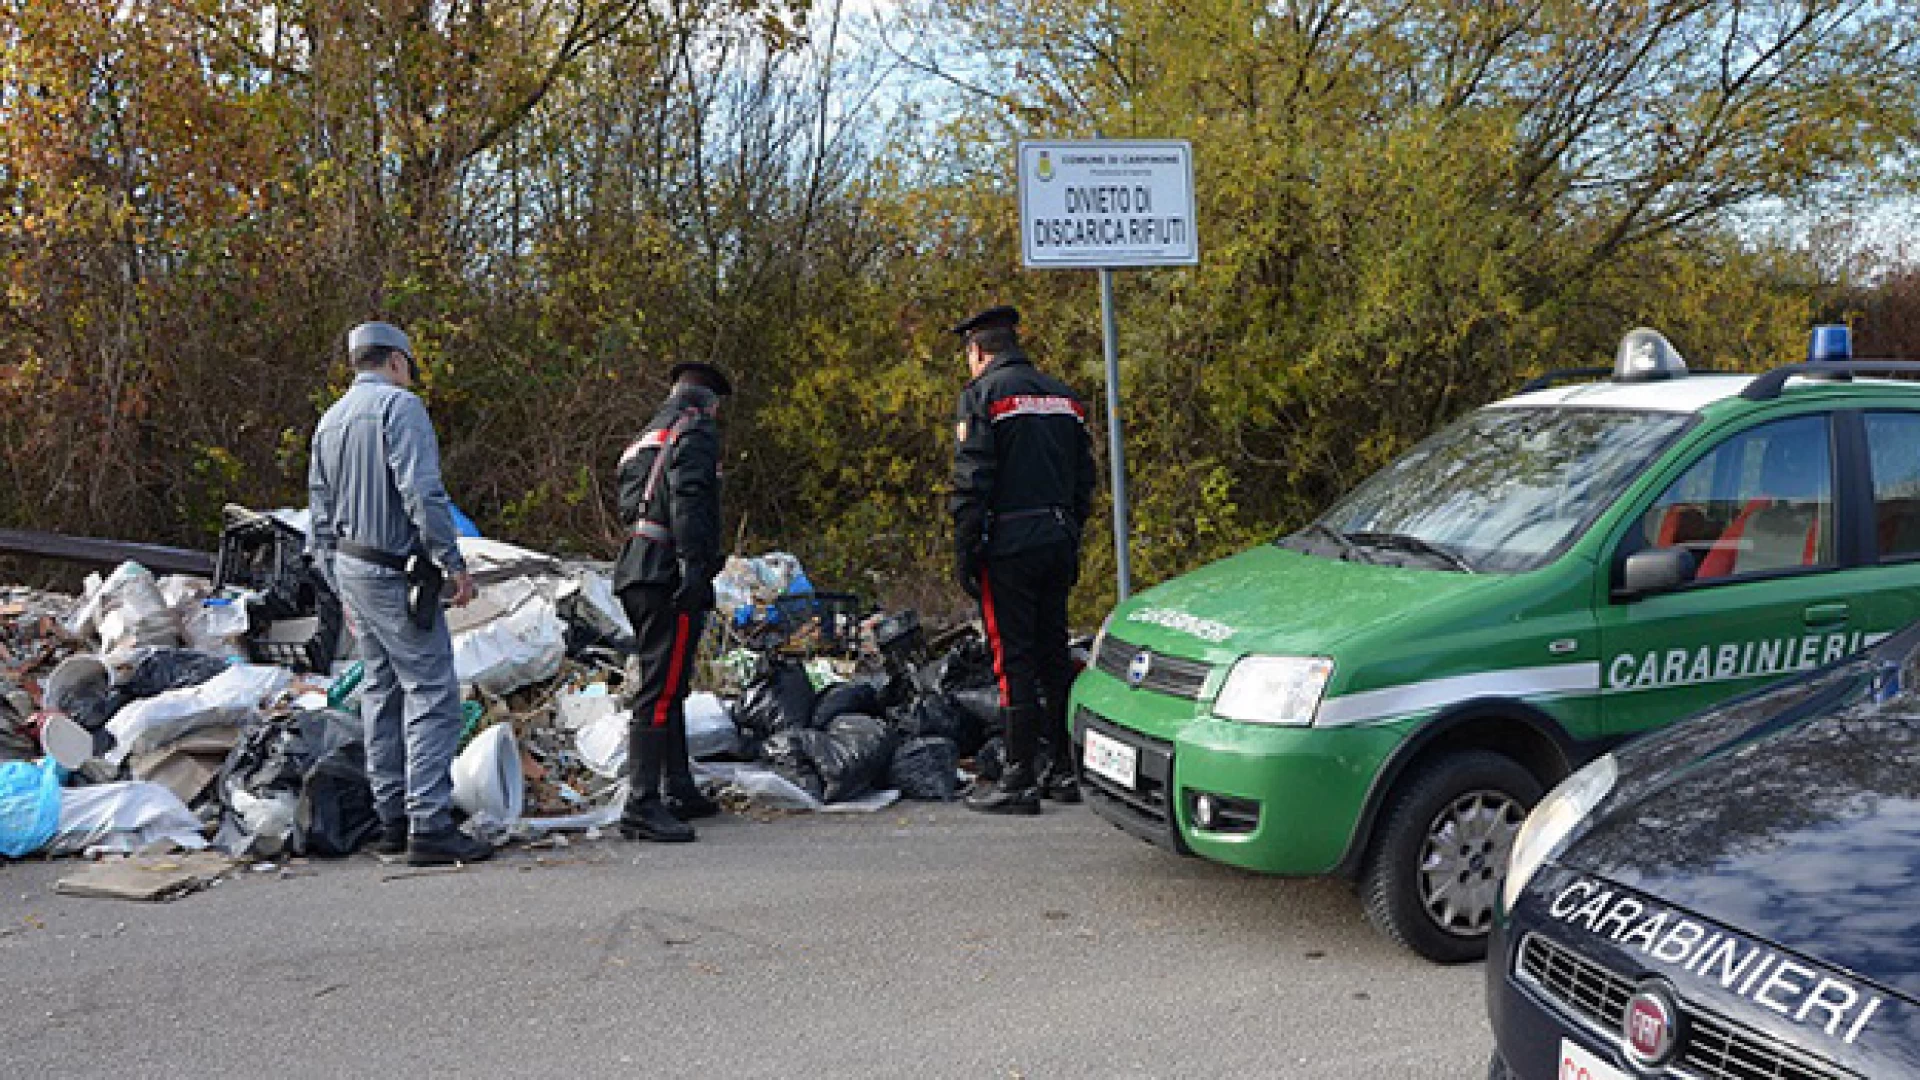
[1487,624,1920,1079]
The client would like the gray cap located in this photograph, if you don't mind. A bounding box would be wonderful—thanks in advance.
[347,321,413,359]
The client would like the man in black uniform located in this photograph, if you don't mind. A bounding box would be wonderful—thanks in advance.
[613,362,731,842]
[951,306,1096,815]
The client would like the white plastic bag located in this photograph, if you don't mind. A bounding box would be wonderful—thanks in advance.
[569,570,633,639]
[555,683,621,732]
[450,724,524,826]
[106,664,292,766]
[451,581,566,695]
[49,781,207,856]
[182,597,250,658]
[699,761,898,813]
[92,562,181,654]
[575,711,631,779]
[685,692,739,759]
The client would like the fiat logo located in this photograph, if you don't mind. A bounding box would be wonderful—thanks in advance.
[1126,650,1153,687]
[1622,983,1679,1068]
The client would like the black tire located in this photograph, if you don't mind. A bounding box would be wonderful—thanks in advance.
[1361,750,1542,964]
[1486,1048,1516,1080]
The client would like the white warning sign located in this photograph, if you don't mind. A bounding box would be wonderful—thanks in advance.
[1018,140,1198,269]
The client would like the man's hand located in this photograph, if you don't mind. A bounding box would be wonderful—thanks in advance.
[447,571,477,608]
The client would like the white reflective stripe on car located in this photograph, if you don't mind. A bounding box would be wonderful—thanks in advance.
[1314,663,1601,728]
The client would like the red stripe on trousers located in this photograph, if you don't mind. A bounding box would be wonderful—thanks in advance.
[978,568,1012,707]
[653,611,692,728]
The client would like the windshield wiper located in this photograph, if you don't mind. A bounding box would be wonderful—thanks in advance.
[1297,522,1369,564]
[1347,531,1477,573]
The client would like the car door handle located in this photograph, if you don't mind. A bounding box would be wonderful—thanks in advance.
[1804,602,1850,628]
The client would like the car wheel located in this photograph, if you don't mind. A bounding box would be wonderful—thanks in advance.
[1486,1048,1516,1080]
[1362,750,1542,963]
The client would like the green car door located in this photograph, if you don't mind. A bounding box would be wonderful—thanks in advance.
[1598,411,1870,736]
[1843,408,1920,638]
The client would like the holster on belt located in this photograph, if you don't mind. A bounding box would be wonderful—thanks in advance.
[339,538,444,630]
[405,555,445,630]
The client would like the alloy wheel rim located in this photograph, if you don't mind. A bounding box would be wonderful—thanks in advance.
[1417,789,1525,937]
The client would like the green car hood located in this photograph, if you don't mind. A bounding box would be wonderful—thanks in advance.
[1106,545,1510,663]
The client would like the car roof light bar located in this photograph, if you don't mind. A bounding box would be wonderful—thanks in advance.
[1517,366,1613,393]
[1741,360,1920,401]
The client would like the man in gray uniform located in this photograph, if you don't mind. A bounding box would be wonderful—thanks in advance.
[307,321,491,866]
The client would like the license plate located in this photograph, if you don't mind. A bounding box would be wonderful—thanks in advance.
[1558,1039,1629,1080]
[1083,728,1138,790]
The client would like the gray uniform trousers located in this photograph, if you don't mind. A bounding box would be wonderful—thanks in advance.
[334,554,463,833]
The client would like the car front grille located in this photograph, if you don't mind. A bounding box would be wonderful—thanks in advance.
[1517,934,1851,1080]
[1076,709,1175,830]
[1093,635,1214,700]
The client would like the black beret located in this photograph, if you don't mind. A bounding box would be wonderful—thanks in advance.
[952,305,1020,337]
[670,361,733,397]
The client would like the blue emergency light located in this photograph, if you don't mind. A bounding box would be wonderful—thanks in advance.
[1808,324,1852,363]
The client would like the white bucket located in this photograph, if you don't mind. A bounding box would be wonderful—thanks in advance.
[43,654,110,714]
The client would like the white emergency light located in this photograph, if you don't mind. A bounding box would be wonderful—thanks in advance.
[1613,328,1688,383]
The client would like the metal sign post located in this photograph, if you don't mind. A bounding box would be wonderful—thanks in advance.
[1098,268,1131,598]
[1018,138,1198,600]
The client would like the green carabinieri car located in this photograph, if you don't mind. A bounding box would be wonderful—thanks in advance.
[1071,327,1920,963]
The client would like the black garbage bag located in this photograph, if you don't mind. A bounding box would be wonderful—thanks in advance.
[736,656,817,739]
[215,716,305,856]
[814,714,895,803]
[761,729,826,801]
[292,708,378,858]
[949,687,1002,741]
[887,736,957,801]
[217,708,376,858]
[220,717,303,803]
[895,693,983,755]
[108,648,228,715]
[811,681,883,729]
[936,634,997,691]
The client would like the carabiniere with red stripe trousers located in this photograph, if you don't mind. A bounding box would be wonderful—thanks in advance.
[610,360,731,843]
[950,304,1098,816]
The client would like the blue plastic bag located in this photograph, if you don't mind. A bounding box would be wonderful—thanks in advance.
[0,757,63,858]
[448,504,482,538]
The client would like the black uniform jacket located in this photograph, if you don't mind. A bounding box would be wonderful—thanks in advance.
[951,350,1097,564]
[614,385,723,592]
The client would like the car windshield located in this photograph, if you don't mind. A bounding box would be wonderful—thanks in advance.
[1292,407,1692,573]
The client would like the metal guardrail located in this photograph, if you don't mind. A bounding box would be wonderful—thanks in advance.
[0,528,215,577]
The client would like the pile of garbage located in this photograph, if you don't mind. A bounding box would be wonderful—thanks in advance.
[0,506,1043,879]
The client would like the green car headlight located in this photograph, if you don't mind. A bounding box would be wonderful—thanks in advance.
[1502,753,1618,913]
[1212,656,1334,725]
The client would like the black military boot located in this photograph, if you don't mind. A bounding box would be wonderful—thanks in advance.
[621,726,696,843]
[967,706,1042,815]
[406,826,494,866]
[1037,692,1081,804]
[371,817,409,857]
[662,713,720,821]
[1040,756,1082,804]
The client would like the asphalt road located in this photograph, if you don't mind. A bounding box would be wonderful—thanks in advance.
[1,803,1492,1078]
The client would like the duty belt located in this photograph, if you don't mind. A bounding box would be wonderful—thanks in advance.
[993,507,1068,524]
[337,539,411,572]
[630,520,674,546]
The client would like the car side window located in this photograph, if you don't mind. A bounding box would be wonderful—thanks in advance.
[1639,415,1833,580]
[1865,412,1920,561]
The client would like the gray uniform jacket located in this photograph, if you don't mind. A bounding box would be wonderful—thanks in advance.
[307,371,468,590]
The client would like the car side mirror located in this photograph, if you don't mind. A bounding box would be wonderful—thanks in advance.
[1619,548,1696,599]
